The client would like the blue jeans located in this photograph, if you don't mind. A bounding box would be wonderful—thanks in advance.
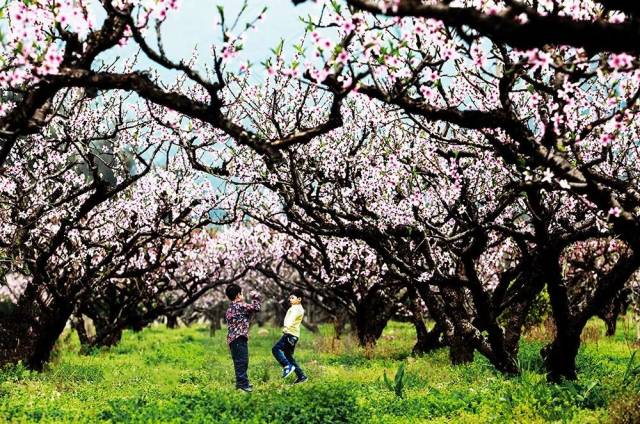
[272,334,305,378]
[229,336,250,388]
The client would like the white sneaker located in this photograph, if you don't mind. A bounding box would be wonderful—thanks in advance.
[282,365,295,378]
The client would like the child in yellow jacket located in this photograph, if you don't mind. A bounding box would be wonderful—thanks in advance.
[272,289,307,384]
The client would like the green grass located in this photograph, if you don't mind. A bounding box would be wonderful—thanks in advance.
[0,319,638,423]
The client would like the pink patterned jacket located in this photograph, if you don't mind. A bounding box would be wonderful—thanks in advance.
[225,293,262,344]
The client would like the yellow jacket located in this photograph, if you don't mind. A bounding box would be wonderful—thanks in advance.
[282,304,304,337]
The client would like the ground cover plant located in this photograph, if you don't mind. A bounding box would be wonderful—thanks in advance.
[0,320,638,423]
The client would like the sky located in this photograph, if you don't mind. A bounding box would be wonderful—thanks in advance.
[83,0,331,194]
[93,1,328,205]
[98,0,325,80]
[163,0,321,62]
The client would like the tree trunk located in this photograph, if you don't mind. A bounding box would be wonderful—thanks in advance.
[440,286,477,365]
[209,316,222,336]
[544,248,638,381]
[600,308,618,336]
[92,324,123,348]
[408,287,443,355]
[543,253,578,381]
[302,319,319,333]
[72,315,94,348]
[333,310,349,339]
[503,299,534,357]
[541,323,581,382]
[461,253,520,375]
[0,287,74,371]
[25,300,74,371]
[543,306,585,382]
[449,332,475,364]
[500,267,547,358]
[413,323,443,355]
[414,284,467,361]
[354,310,389,347]
[166,314,179,329]
[597,289,630,336]
[353,285,396,347]
[274,300,287,327]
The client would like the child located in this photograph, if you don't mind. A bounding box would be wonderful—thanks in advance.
[272,289,308,384]
[225,284,262,392]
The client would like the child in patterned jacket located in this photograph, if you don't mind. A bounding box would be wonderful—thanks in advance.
[225,284,262,392]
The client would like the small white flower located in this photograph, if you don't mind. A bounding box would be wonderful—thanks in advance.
[541,168,554,184]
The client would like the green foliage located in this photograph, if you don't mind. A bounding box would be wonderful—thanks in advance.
[97,384,364,423]
[0,320,635,423]
[49,363,104,384]
[621,350,640,389]
[0,362,33,384]
[500,288,552,331]
[383,363,405,398]
[271,38,284,57]
[524,288,552,329]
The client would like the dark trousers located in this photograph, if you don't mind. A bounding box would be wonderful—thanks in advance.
[272,334,305,378]
[229,336,250,388]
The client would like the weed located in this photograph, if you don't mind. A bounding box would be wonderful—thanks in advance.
[383,362,406,399]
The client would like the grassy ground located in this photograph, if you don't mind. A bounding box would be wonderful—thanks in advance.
[0,319,638,423]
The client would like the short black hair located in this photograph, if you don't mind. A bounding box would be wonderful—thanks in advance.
[291,289,304,299]
[225,284,241,301]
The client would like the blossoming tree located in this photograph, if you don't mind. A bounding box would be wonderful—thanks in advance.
[2,0,640,383]
[0,89,233,369]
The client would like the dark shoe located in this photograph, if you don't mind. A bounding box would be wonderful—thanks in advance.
[293,376,308,385]
[237,386,253,393]
[282,365,295,378]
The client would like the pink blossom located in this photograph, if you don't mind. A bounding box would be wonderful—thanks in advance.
[609,12,626,23]
[425,68,439,82]
[608,53,634,70]
[471,43,486,67]
[282,67,301,78]
[385,55,400,68]
[341,20,356,32]
[221,45,237,62]
[419,85,436,100]
[526,49,553,71]
[336,50,350,65]
[608,207,622,217]
[600,132,614,146]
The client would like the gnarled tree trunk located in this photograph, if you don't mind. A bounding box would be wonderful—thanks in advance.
[165,314,179,329]
[416,283,475,364]
[544,249,638,381]
[408,287,443,355]
[353,284,397,347]
[0,286,75,370]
